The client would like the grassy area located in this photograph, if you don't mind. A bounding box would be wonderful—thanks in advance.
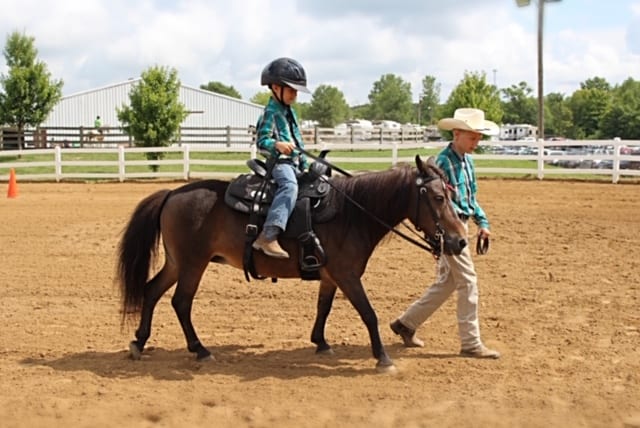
[0,147,635,183]
[0,148,442,176]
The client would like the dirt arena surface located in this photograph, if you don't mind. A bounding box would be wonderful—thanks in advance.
[0,177,638,428]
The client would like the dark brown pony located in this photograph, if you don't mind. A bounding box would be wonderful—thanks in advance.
[117,155,467,372]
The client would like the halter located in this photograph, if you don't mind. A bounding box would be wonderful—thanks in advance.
[413,173,446,259]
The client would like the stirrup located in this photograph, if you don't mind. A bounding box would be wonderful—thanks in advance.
[301,254,323,271]
[298,231,326,271]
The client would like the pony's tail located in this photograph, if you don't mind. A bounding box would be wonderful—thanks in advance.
[117,189,171,323]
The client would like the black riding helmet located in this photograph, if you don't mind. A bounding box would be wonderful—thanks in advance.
[261,57,310,93]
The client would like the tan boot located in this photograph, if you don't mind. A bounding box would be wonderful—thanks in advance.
[252,233,289,259]
[390,319,424,348]
[460,344,501,359]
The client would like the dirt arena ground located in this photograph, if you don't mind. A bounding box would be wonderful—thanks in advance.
[0,178,638,428]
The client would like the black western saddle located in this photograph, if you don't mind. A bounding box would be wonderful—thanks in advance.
[224,157,335,281]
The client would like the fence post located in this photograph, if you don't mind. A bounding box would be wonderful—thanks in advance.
[314,126,319,145]
[612,140,621,184]
[183,145,190,181]
[537,139,544,180]
[226,126,231,148]
[118,145,126,182]
[54,146,62,182]
[392,142,399,166]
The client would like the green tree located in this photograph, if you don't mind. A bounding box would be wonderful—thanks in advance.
[117,65,188,171]
[0,31,63,148]
[294,101,310,122]
[250,91,271,106]
[200,81,242,99]
[501,81,537,125]
[307,84,350,127]
[568,79,612,139]
[599,78,640,139]
[367,74,413,123]
[544,92,573,138]
[580,76,611,92]
[441,71,503,129]
[350,104,370,120]
[419,75,440,125]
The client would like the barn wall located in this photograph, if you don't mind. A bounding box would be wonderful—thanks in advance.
[41,79,264,129]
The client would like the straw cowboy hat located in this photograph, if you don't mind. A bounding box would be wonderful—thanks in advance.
[438,108,499,136]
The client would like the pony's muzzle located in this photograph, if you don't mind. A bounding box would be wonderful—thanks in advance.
[444,236,467,255]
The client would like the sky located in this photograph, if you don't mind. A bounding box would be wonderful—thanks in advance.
[1,0,639,106]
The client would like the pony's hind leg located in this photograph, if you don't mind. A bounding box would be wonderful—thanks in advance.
[172,263,212,361]
[130,265,177,360]
[311,279,338,355]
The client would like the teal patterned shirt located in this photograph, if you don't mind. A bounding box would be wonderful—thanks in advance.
[436,143,490,229]
[255,97,307,168]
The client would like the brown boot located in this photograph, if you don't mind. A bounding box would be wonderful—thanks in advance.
[390,319,424,348]
[460,344,501,359]
[252,233,289,259]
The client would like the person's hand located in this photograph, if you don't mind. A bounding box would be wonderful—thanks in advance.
[477,227,491,255]
[478,227,491,239]
[275,141,295,155]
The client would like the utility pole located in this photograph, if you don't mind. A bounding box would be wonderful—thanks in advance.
[537,1,544,140]
[516,0,561,141]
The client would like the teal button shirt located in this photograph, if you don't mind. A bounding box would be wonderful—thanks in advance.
[255,98,307,168]
[436,143,490,229]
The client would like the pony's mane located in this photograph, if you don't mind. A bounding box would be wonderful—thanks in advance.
[330,163,416,240]
[428,160,447,182]
[335,164,414,209]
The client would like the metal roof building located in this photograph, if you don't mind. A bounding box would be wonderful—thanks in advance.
[41,79,264,129]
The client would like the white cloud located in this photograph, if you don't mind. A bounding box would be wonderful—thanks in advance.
[0,0,638,104]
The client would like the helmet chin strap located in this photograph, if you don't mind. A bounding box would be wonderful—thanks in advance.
[270,84,286,105]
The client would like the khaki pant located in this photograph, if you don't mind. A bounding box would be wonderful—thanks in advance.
[398,222,482,350]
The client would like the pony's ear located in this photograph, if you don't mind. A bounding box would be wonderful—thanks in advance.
[415,154,427,173]
[426,156,437,168]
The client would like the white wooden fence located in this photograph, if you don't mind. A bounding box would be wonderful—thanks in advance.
[1,139,639,183]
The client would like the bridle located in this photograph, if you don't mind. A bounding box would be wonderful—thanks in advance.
[412,172,447,259]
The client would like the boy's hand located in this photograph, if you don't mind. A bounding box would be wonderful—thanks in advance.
[275,141,296,155]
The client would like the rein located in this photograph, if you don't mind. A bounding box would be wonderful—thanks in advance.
[297,148,444,258]
[476,235,490,255]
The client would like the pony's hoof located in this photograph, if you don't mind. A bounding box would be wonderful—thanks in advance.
[129,341,142,360]
[195,348,214,361]
[197,354,215,362]
[376,363,398,375]
[316,347,335,356]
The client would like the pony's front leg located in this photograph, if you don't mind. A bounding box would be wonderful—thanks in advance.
[339,277,395,373]
[311,279,338,355]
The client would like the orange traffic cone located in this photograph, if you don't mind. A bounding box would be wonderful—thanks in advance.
[7,168,18,198]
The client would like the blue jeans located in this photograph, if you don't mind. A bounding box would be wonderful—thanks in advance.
[263,162,298,239]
